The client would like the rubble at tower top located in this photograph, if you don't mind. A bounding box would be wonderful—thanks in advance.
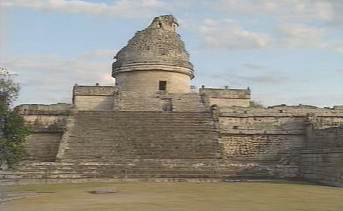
[112,15,194,78]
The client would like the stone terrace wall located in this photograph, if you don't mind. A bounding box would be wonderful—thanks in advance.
[8,101,343,183]
[73,85,116,111]
[15,104,72,162]
[301,114,343,187]
[217,106,343,180]
[200,88,251,108]
[24,133,63,162]
[116,91,208,112]
[72,85,208,112]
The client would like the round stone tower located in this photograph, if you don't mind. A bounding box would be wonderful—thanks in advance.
[112,15,194,94]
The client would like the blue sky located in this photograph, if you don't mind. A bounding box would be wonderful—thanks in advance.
[1,0,342,107]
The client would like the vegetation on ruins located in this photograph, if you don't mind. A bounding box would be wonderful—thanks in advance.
[0,68,20,104]
[0,68,30,169]
[249,100,265,108]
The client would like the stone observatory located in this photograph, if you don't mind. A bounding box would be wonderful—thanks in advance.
[112,15,194,94]
[1,15,343,188]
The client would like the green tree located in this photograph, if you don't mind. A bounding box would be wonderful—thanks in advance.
[0,68,20,105]
[0,68,30,169]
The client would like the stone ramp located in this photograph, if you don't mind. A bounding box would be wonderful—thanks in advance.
[58,111,220,161]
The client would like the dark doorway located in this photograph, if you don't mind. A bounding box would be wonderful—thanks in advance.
[159,81,167,91]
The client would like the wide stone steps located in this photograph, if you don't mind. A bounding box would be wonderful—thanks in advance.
[0,111,228,182]
[59,111,220,161]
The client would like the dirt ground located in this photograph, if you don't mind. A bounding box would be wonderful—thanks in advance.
[1,181,343,211]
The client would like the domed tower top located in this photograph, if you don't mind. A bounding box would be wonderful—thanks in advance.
[112,15,194,80]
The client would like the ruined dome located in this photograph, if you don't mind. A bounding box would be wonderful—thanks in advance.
[112,15,194,79]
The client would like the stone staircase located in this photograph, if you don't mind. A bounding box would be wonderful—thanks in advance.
[0,111,286,182]
[58,111,220,161]
[1,111,228,182]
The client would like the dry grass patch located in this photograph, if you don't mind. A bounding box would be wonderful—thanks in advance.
[1,181,343,211]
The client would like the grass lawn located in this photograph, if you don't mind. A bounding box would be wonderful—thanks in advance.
[1,181,343,211]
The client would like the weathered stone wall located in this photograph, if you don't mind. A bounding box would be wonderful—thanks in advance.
[217,106,343,180]
[200,88,251,108]
[72,85,207,112]
[72,85,252,112]
[115,70,191,94]
[301,115,343,187]
[74,96,114,111]
[116,91,207,112]
[73,86,116,96]
[73,86,116,111]
[15,104,71,162]
[201,88,250,99]
[20,115,68,132]
[7,101,343,184]
[218,108,306,178]
[16,103,72,115]
[114,91,163,111]
[207,98,250,108]
[24,133,63,162]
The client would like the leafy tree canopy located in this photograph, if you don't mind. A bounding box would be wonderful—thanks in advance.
[0,67,20,105]
[0,67,30,169]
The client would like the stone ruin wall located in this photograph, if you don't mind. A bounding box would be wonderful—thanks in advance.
[217,106,343,183]
[15,104,72,162]
[72,85,208,112]
[301,114,343,187]
[200,88,251,108]
[13,96,343,186]
[72,86,116,111]
[72,85,252,112]
[116,91,208,112]
[115,71,192,94]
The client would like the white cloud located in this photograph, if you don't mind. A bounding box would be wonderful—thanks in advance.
[2,0,343,26]
[0,0,167,18]
[277,23,343,52]
[329,42,343,53]
[227,65,290,85]
[201,1,343,52]
[277,24,326,48]
[197,17,343,52]
[1,50,116,105]
[204,63,290,88]
[77,49,115,60]
[229,73,289,84]
[214,0,335,22]
[198,19,271,49]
